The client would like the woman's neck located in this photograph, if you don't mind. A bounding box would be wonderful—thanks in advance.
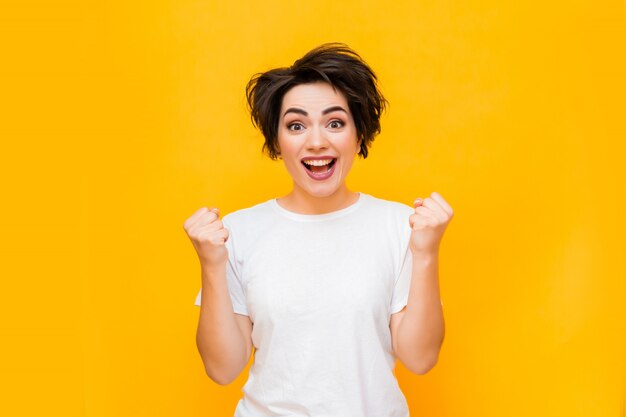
[277,186,359,215]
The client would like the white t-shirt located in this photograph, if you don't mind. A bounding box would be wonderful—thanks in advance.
[195,192,415,417]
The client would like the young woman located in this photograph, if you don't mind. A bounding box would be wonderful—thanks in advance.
[184,43,453,417]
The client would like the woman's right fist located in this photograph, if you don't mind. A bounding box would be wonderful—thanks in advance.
[183,207,229,268]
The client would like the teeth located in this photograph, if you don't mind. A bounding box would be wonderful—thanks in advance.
[303,159,333,166]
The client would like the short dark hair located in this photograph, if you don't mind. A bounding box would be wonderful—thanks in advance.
[245,42,388,160]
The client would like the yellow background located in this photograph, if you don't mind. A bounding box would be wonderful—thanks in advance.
[1,1,624,416]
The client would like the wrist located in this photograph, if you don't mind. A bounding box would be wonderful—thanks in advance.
[200,262,226,275]
[411,250,439,263]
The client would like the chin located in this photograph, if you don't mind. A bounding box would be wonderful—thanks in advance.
[306,186,342,198]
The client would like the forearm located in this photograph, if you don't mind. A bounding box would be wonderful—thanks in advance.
[196,265,248,385]
[396,252,445,374]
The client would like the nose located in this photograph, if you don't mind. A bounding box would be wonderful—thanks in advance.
[305,125,329,150]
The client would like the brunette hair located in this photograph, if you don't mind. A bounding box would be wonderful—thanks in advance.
[245,43,387,160]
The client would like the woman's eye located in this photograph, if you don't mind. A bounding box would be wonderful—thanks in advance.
[328,120,344,129]
[287,123,304,131]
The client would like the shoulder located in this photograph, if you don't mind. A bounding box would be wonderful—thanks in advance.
[221,199,274,226]
[360,193,414,241]
[361,193,414,218]
[219,199,276,252]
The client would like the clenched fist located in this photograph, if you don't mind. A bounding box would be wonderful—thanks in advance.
[409,192,454,255]
[183,207,229,268]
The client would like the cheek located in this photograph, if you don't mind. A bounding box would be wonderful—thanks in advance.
[341,132,360,153]
[277,137,294,155]
[276,134,289,154]
[277,141,302,170]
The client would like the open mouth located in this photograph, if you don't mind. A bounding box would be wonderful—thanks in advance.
[301,158,337,174]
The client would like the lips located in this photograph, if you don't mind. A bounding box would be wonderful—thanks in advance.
[300,155,338,162]
[301,157,337,180]
[301,158,336,171]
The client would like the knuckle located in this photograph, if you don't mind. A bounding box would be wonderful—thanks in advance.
[200,230,215,240]
[202,212,217,223]
[195,207,208,218]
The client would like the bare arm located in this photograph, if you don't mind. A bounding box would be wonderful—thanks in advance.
[390,253,444,375]
[390,192,452,375]
[183,206,253,385]
[196,264,253,385]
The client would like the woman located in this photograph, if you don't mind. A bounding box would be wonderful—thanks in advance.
[184,43,453,417]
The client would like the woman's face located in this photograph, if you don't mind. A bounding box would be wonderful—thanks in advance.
[277,81,361,199]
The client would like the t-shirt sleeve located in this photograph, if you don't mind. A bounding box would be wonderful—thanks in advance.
[388,203,444,313]
[390,242,413,314]
[194,216,249,316]
[389,202,419,315]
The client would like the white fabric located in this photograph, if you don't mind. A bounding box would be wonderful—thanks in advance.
[195,192,415,417]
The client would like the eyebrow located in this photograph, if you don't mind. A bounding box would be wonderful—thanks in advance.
[322,106,348,116]
[283,106,348,117]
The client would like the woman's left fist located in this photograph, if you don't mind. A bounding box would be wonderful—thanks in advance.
[409,191,454,255]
